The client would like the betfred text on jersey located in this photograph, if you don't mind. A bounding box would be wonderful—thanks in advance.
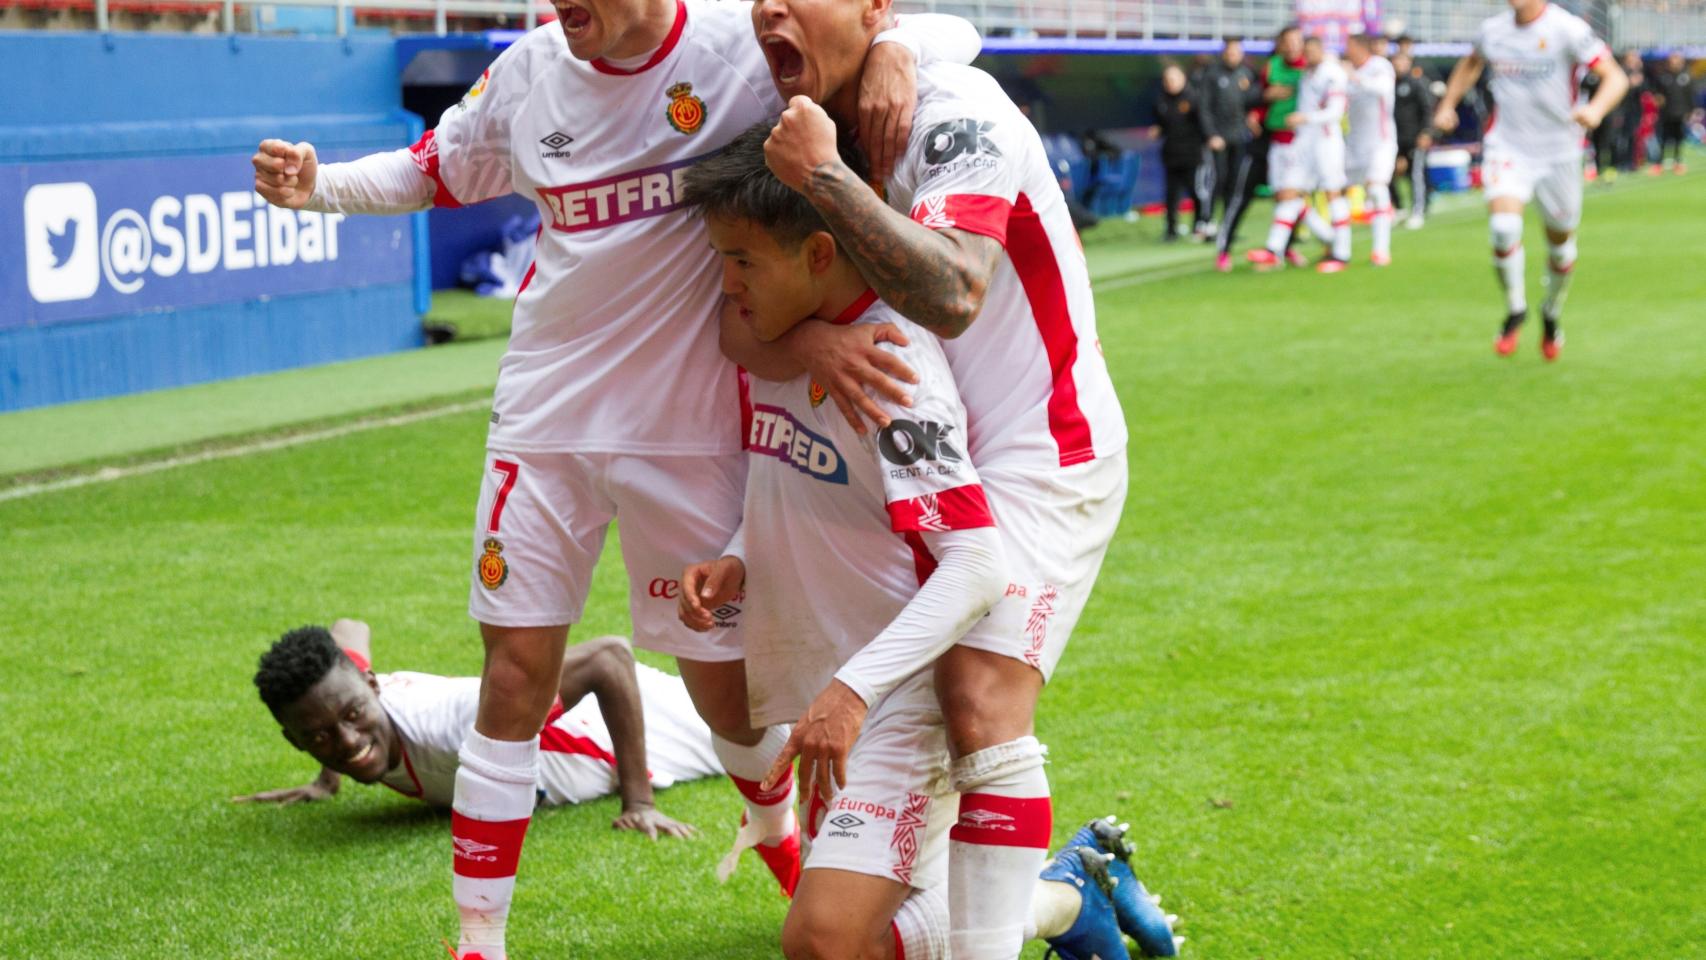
[535,153,714,234]
[748,403,848,484]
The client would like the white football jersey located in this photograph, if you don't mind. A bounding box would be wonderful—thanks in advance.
[409,0,780,456]
[741,295,996,727]
[1347,56,1397,156]
[372,663,716,806]
[1474,4,1609,162]
[884,63,1127,478]
[1297,57,1349,147]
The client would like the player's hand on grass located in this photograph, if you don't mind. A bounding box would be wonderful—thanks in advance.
[763,680,869,804]
[253,139,319,209]
[612,803,699,840]
[678,556,745,632]
[1571,105,1606,131]
[858,40,918,182]
[1432,105,1459,134]
[231,778,338,806]
[766,96,843,192]
[781,320,918,435]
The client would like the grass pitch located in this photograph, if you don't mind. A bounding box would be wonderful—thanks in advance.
[1,173,1702,958]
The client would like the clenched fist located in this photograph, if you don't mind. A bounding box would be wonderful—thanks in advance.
[253,138,319,209]
[764,96,841,193]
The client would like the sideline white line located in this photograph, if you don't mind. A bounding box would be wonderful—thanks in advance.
[0,398,488,503]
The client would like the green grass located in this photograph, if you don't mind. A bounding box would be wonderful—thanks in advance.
[2,173,1703,958]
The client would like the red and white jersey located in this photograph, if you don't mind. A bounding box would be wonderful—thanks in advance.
[1347,56,1397,156]
[884,62,1127,477]
[1297,56,1350,147]
[1474,3,1609,163]
[410,0,779,456]
[741,294,996,727]
[372,663,716,806]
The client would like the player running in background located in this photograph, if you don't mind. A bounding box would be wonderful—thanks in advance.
[249,4,980,956]
[742,0,1169,955]
[1344,32,1399,266]
[676,125,1177,960]
[1433,0,1627,360]
[238,622,716,832]
[1246,26,1316,271]
[1284,36,1353,273]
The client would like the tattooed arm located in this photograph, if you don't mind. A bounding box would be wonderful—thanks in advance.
[765,96,1003,339]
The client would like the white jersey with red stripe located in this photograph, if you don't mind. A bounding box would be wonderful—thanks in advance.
[372,663,719,806]
[883,62,1126,477]
[741,294,996,728]
[1297,57,1349,148]
[1474,3,1609,163]
[1346,55,1397,159]
[409,0,779,456]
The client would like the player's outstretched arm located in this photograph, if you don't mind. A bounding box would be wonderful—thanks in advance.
[557,637,697,840]
[766,98,1003,338]
[232,765,341,805]
[253,140,435,215]
[1433,52,1485,133]
[253,140,320,209]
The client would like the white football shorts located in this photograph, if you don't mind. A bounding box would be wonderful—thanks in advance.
[1312,134,1349,192]
[1346,141,1398,186]
[955,451,1129,682]
[1482,147,1584,231]
[1268,138,1314,192]
[467,449,748,662]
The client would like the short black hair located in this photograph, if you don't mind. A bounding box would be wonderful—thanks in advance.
[681,121,866,248]
[1277,23,1302,42]
[254,625,348,714]
[1346,32,1372,47]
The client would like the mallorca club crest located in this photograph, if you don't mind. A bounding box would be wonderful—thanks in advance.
[808,379,827,408]
[461,69,490,107]
[478,537,509,590]
[666,82,706,135]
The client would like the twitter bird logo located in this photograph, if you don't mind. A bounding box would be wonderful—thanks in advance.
[46,217,78,269]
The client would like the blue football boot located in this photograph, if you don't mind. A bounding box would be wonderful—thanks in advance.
[1066,816,1182,957]
[1039,846,1132,960]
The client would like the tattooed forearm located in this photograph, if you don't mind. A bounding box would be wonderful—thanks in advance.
[801,159,1001,338]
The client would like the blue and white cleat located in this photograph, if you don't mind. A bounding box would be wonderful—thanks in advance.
[1067,816,1183,957]
[1040,846,1132,960]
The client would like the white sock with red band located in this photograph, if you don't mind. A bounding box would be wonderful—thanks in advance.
[1543,236,1577,319]
[713,727,795,843]
[1329,196,1352,261]
[1490,212,1528,315]
[451,731,540,959]
[1303,204,1335,243]
[948,737,1052,960]
[1267,198,1306,254]
[1368,184,1393,258]
[891,886,951,960]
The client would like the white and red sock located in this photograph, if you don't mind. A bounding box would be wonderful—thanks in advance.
[948,737,1052,960]
[1329,196,1352,261]
[1267,198,1306,255]
[712,728,799,889]
[1303,203,1335,244]
[1490,212,1527,315]
[1368,184,1393,259]
[1543,236,1577,319]
[890,885,950,959]
[451,731,540,960]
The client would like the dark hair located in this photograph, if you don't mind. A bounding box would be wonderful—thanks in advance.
[1277,23,1301,42]
[254,625,347,714]
[1346,32,1371,47]
[681,121,865,247]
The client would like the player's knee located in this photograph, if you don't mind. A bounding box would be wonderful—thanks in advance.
[935,651,1039,756]
[780,904,876,960]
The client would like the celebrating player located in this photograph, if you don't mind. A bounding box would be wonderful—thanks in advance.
[1245,26,1316,271]
[250,4,980,956]
[1344,32,1399,266]
[1283,36,1353,273]
[675,125,1176,960]
[729,0,1165,954]
[1433,0,1627,360]
[238,621,715,835]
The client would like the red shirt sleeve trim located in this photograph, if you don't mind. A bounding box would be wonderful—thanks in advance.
[886,483,996,533]
[909,193,1014,244]
[407,129,463,209]
[829,288,880,325]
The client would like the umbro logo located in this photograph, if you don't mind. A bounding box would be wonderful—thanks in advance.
[957,809,1017,831]
[453,838,501,861]
[539,131,575,158]
[828,813,864,830]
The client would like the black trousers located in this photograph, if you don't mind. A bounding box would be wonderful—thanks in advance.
[1216,138,1266,255]
[1393,142,1429,213]
[1205,142,1248,223]
[1590,121,1616,172]
[1163,162,1206,235]
[1659,118,1686,164]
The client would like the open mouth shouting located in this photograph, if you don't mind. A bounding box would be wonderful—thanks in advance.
[557,1,594,43]
[761,33,809,97]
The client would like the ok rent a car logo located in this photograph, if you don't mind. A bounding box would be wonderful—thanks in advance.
[23,181,347,304]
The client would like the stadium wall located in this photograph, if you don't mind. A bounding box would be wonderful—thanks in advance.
[0,32,429,412]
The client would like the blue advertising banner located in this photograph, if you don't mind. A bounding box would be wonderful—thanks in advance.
[1,150,414,330]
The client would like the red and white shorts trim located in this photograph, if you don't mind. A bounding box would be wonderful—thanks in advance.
[467,449,748,661]
[802,671,955,890]
[957,452,1129,681]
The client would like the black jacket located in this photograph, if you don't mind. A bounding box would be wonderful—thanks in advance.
[1653,68,1697,122]
[1155,88,1210,166]
[1196,61,1260,144]
[1393,68,1435,144]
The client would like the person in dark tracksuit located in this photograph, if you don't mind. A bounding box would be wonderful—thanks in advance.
[1392,52,1436,225]
[1582,67,1619,181]
[1152,63,1211,241]
[1652,51,1696,173]
[1616,50,1648,172]
[1199,39,1261,234]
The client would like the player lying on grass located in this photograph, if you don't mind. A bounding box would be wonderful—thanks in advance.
[675,123,1178,960]
[1433,0,1627,360]
[237,620,717,839]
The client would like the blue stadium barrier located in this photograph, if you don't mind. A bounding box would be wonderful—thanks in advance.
[0,31,429,413]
